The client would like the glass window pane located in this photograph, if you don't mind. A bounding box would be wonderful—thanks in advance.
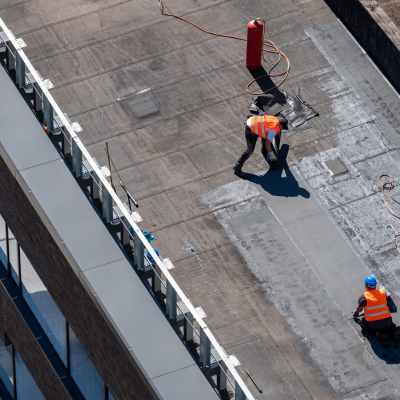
[15,350,45,400]
[69,326,104,400]
[7,228,18,285]
[0,216,6,269]
[109,390,116,400]
[21,249,67,365]
[0,339,13,398]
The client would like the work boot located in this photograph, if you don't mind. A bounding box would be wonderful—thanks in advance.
[233,166,245,177]
[394,326,400,342]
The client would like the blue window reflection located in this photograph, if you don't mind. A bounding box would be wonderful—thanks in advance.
[0,215,6,269]
[15,350,45,400]
[0,339,13,398]
[69,326,104,400]
[109,390,116,400]
[7,228,18,285]
[20,248,67,365]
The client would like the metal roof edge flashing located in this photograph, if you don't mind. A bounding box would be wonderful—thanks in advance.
[13,167,83,277]
[77,270,161,400]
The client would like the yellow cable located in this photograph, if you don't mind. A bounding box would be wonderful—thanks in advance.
[158,0,290,95]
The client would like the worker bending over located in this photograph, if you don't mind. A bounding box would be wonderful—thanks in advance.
[233,114,287,177]
[353,275,400,341]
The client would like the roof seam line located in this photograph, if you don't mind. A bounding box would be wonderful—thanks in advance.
[150,363,197,380]
[17,157,62,173]
[81,257,126,272]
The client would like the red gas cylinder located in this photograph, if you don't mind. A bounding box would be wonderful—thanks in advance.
[246,19,263,70]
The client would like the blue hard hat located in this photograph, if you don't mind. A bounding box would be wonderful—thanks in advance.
[146,248,159,261]
[364,275,377,287]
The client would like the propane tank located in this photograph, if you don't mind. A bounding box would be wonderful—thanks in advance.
[246,18,263,70]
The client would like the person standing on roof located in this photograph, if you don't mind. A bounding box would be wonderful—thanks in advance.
[353,275,400,341]
[233,113,286,177]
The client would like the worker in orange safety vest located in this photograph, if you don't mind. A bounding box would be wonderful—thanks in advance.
[233,113,287,177]
[353,275,400,341]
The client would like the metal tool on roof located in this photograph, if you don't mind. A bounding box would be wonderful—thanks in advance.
[158,0,290,95]
[244,368,262,393]
[104,142,139,209]
[119,180,139,210]
[105,141,115,192]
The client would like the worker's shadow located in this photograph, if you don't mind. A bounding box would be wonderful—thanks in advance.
[359,327,400,364]
[243,144,310,198]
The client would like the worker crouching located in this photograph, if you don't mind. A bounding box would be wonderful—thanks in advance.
[233,113,287,177]
[353,275,400,341]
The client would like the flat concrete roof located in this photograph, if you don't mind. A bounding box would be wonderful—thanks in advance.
[3,0,400,398]
[0,64,219,400]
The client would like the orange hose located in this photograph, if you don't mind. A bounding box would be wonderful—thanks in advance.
[379,174,400,245]
[158,0,290,95]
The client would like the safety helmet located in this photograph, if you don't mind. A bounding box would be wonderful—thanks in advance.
[364,275,377,288]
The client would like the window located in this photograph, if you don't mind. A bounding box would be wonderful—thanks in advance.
[0,339,13,398]
[0,216,6,269]
[7,228,18,285]
[69,326,104,400]
[0,214,110,399]
[15,350,45,400]
[20,249,67,365]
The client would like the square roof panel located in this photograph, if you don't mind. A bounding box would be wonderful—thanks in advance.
[152,365,220,400]
[80,259,196,380]
[19,159,124,271]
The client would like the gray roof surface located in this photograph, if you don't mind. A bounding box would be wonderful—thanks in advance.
[0,65,219,400]
[3,0,400,398]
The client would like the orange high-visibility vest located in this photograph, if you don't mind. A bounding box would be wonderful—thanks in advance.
[363,289,391,321]
[250,115,280,139]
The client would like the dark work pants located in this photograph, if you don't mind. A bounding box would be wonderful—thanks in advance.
[360,317,393,334]
[235,127,268,169]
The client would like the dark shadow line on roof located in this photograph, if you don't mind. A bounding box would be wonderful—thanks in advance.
[0,0,33,12]
[341,378,389,395]
[33,29,308,92]
[14,0,134,36]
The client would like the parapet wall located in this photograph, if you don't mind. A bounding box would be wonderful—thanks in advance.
[325,0,400,92]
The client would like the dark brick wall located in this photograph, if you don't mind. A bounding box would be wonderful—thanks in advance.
[0,155,156,400]
[0,282,72,400]
[325,0,400,92]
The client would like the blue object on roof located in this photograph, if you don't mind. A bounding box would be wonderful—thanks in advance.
[146,248,160,262]
[129,227,156,242]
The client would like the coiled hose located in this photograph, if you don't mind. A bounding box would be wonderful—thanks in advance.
[379,174,400,245]
[158,0,290,95]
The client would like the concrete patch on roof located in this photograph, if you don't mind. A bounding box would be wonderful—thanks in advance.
[197,19,400,399]
[198,179,261,212]
[325,158,348,175]
[118,89,167,128]
[344,378,399,400]
[198,168,398,398]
